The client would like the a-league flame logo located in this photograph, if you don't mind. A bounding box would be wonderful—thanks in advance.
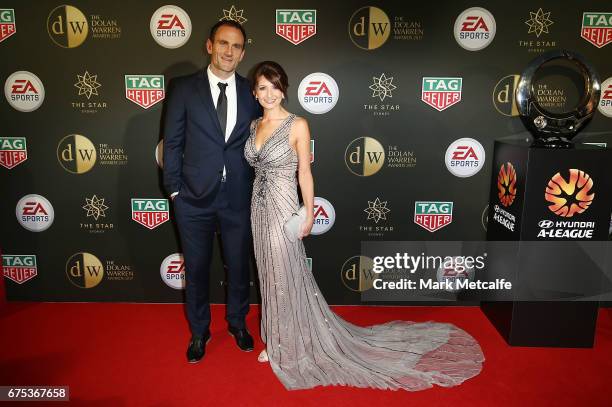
[497,162,517,207]
[545,169,594,217]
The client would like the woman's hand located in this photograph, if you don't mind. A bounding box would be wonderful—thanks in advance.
[298,216,314,239]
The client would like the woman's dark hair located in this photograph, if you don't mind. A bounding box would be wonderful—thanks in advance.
[209,20,247,46]
[251,61,289,100]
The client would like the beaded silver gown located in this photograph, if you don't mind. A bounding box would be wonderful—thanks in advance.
[245,114,484,391]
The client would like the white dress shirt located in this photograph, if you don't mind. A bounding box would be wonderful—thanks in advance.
[207,65,237,141]
[208,65,237,181]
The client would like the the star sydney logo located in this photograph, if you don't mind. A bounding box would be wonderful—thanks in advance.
[369,73,396,102]
[75,71,101,99]
[525,8,553,37]
[220,6,247,24]
[82,195,108,220]
[364,197,390,223]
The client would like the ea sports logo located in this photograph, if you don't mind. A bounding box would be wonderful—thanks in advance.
[47,5,88,48]
[598,77,612,118]
[15,194,54,232]
[344,137,385,176]
[311,197,335,235]
[454,7,496,51]
[436,257,475,293]
[160,253,185,289]
[445,138,485,177]
[155,139,164,168]
[298,72,339,114]
[57,134,97,174]
[497,162,517,207]
[150,5,191,49]
[545,169,594,218]
[4,71,45,112]
[348,6,390,50]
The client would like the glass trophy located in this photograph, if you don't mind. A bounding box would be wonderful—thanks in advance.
[515,50,601,148]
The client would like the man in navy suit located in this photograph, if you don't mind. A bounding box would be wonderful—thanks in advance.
[163,20,261,363]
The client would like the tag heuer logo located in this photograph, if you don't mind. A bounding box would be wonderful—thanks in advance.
[0,9,16,43]
[0,137,27,169]
[125,75,164,109]
[3,254,37,284]
[131,198,169,229]
[422,77,462,111]
[276,9,316,45]
[414,201,453,232]
[581,12,612,48]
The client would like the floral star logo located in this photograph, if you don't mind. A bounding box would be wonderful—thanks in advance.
[74,71,101,100]
[525,8,553,38]
[369,73,397,102]
[364,198,390,223]
[220,6,247,24]
[82,195,109,220]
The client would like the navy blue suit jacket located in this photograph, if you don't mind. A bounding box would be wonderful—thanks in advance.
[163,70,261,210]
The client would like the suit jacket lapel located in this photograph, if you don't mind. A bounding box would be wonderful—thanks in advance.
[196,71,224,140]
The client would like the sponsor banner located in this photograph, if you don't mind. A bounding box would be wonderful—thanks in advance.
[4,71,45,112]
[581,12,612,48]
[312,197,335,235]
[298,73,339,114]
[414,201,453,232]
[160,253,185,289]
[454,7,496,51]
[3,254,37,284]
[125,75,165,109]
[0,8,16,42]
[421,77,462,111]
[131,198,169,229]
[445,138,485,178]
[16,194,54,232]
[276,9,316,45]
[150,5,191,48]
[0,137,27,169]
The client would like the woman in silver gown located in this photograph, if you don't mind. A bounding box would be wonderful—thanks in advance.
[244,61,484,391]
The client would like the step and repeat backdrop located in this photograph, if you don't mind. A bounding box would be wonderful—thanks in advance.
[1,1,611,304]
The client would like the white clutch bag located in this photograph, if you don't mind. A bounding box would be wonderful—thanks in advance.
[283,206,308,242]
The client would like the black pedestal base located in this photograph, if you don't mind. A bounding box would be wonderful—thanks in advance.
[481,301,599,348]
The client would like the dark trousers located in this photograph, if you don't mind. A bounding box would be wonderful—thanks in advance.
[173,182,251,336]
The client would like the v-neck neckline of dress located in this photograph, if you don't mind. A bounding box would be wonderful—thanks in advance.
[253,115,293,153]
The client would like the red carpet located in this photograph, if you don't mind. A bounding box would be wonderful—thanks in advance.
[0,303,610,406]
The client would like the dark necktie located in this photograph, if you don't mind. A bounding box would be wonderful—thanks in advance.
[216,82,228,137]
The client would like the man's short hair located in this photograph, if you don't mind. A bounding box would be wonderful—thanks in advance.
[208,20,247,46]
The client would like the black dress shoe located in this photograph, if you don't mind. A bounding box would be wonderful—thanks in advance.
[228,326,254,352]
[186,332,211,363]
